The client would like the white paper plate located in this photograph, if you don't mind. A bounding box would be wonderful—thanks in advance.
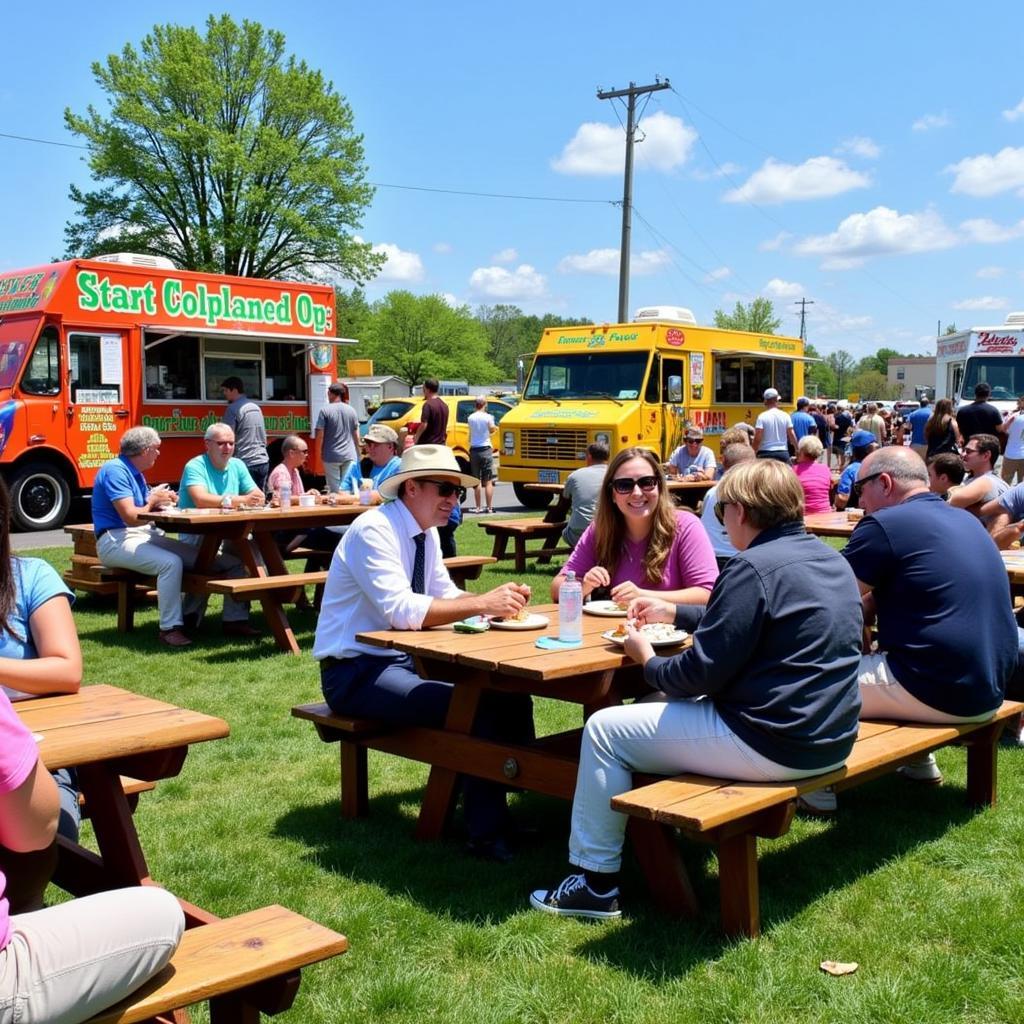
[490,613,550,630]
[601,627,688,647]
[582,600,629,617]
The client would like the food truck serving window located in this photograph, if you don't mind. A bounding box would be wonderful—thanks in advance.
[714,357,793,403]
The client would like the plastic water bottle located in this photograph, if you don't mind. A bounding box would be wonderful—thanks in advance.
[220,494,232,514]
[559,570,583,643]
[359,479,373,505]
[279,483,292,509]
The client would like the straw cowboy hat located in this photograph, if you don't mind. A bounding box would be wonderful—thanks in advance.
[377,444,479,499]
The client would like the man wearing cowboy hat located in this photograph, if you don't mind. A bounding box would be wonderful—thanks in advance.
[313,444,535,862]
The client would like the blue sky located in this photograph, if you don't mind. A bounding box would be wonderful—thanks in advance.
[2,1,1023,360]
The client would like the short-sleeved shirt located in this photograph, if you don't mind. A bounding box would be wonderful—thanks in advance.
[699,484,737,559]
[92,455,149,534]
[179,454,258,509]
[222,396,268,467]
[1,558,75,700]
[907,407,931,446]
[417,397,449,445]
[565,510,718,594]
[834,412,853,444]
[811,412,830,446]
[997,482,1024,521]
[315,401,359,463]
[843,491,1016,716]
[668,444,716,476]
[467,410,496,448]
[794,460,833,513]
[562,463,607,545]
[0,689,40,948]
[267,462,304,496]
[340,456,402,496]
[857,414,886,444]
[836,460,862,500]
[1003,412,1024,460]
[755,407,793,452]
[791,410,816,441]
[956,401,1002,442]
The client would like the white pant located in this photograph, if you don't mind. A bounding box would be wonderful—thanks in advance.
[323,460,355,495]
[858,652,995,723]
[569,698,839,873]
[0,886,183,1024]
[178,534,251,624]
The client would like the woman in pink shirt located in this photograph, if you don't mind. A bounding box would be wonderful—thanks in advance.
[793,435,833,513]
[553,447,718,606]
[0,690,184,1023]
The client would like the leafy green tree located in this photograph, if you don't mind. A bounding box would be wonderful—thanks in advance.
[826,349,856,396]
[803,344,837,397]
[849,369,902,401]
[64,15,382,282]
[944,323,959,335]
[712,298,782,334]
[476,306,592,378]
[360,291,501,385]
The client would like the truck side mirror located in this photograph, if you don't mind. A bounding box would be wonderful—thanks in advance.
[667,375,682,403]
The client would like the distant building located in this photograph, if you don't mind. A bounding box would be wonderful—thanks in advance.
[340,375,412,421]
[887,357,936,400]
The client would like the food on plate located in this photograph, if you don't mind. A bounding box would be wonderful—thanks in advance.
[615,600,629,611]
[611,622,628,639]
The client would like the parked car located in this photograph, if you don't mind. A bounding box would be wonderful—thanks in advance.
[364,396,513,471]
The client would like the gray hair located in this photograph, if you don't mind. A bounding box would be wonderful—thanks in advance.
[281,434,305,453]
[798,434,824,460]
[205,423,233,442]
[866,446,928,485]
[120,426,160,456]
[721,443,755,471]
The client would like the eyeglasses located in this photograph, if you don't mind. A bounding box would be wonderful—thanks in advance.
[713,500,733,526]
[851,471,885,501]
[420,479,467,501]
[611,475,659,495]
[685,438,702,445]
[963,446,981,455]
[209,440,235,448]
[295,448,309,455]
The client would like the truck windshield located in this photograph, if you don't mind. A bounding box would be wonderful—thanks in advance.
[962,357,1024,402]
[524,352,649,401]
[0,324,30,389]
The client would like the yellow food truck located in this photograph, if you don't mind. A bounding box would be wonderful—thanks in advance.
[498,311,807,507]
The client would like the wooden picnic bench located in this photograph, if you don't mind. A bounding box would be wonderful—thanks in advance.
[478,517,570,573]
[87,903,348,1024]
[612,699,1024,938]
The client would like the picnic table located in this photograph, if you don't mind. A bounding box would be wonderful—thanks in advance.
[803,510,861,537]
[137,502,371,654]
[15,684,228,925]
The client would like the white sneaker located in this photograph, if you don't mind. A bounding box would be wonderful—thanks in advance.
[797,786,837,815]
[897,754,943,784]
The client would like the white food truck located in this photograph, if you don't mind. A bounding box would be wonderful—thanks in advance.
[934,313,1024,413]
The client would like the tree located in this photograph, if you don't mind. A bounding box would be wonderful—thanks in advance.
[803,344,837,397]
[712,298,782,334]
[849,369,902,401]
[865,347,904,377]
[64,15,382,283]
[944,323,959,335]
[360,291,501,385]
[476,306,592,378]
[826,349,856,397]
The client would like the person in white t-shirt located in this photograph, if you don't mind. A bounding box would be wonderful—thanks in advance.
[466,397,497,513]
[753,388,797,463]
[1000,395,1024,486]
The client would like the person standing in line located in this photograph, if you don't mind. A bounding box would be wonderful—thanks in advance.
[414,378,449,445]
[833,401,854,470]
[562,442,609,549]
[315,381,361,493]
[856,402,887,445]
[924,398,963,458]
[467,396,497,513]
[753,387,797,463]
[810,402,831,463]
[905,398,932,460]
[956,382,1002,443]
[999,395,1024,485]
[791,397,817,442]
[220,376,269,492]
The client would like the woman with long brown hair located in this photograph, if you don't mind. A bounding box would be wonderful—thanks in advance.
[925,397,962,457]
[551,447,717,606]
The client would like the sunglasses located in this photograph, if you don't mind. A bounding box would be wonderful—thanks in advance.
[851,470,884,501]
[713,500,732,526]
[420,479,467,501]
[611,475,659,495]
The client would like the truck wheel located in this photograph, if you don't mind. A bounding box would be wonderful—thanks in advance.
[513,482,553,510]
[8,463,72,531]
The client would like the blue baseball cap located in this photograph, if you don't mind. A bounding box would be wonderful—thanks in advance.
[850,430,876,449]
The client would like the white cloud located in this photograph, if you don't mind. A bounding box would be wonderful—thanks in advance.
[704,266,731,282]
[692,161,742,181]
[440,292,460,307]
[491,247,518,264]
[953,296,1010,311]
[468,264,546,300]
[1003,97,1024,122]
[976,266,1006,279]
[551,111,697,176]
[762,278,803,300]
[432,241,452,254]
[557,247,670,276]
[912,111,950,132]
[759,231,790,252]
[960,218,1024,244]
[723,156,870,204]
[947,147,1024,197]
[794,206,957,267]
[371,242,425,282]
[837,136,881,159]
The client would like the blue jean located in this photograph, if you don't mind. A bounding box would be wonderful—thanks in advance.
[321,652,534,839]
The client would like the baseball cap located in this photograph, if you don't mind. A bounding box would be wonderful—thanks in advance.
[850,430,876,449]
[684,427,704,440]
[763,387,780,401]
[364,424,399,445]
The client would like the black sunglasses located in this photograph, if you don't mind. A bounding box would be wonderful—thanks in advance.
[611,475,659,495]
[420,479,467,501]
[851,470,884,501]
[713,500,732,526]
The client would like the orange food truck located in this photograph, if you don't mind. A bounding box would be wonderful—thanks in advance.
[0,254,351,529]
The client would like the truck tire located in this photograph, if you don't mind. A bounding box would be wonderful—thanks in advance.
[8,462,72,531]
[513,481,553,510]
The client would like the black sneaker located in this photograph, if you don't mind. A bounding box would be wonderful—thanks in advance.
[529,873,621,920]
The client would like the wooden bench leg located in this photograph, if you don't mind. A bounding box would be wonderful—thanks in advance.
[339,742,369,818]
[116,582,135,633]
[965,720,1003,807]
[489,534,510,562]
[513,537,527,575]
[717,832,760,938]
[627,817,699,919]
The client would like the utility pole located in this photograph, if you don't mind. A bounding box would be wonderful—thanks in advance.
[598,78,670,323]
[794,297,815,341]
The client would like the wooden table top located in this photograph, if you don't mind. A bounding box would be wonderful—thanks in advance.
[13,684,229,771]
[138,503,370,531]
[1001,549,1024,584]
[803,511,862,537]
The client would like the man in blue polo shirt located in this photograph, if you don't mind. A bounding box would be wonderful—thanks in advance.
[791,397,817,441]
[844,446,1016,783]
[906,398,931,459]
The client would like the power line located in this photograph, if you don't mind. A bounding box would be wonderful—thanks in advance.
[0,130,87,150]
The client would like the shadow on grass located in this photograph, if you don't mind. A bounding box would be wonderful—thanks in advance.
[275,771,984,976]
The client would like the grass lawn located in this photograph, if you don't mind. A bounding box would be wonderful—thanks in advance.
[29,518,1024,1024]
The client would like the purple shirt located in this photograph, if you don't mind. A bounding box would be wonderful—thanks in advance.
[565,510,718,593]
[0,690,40,948]
[794,461,832,514]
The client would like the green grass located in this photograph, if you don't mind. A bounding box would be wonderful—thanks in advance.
[31,521,1024,1024]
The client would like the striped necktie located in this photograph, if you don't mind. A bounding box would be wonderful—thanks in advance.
[411,533,426,594]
